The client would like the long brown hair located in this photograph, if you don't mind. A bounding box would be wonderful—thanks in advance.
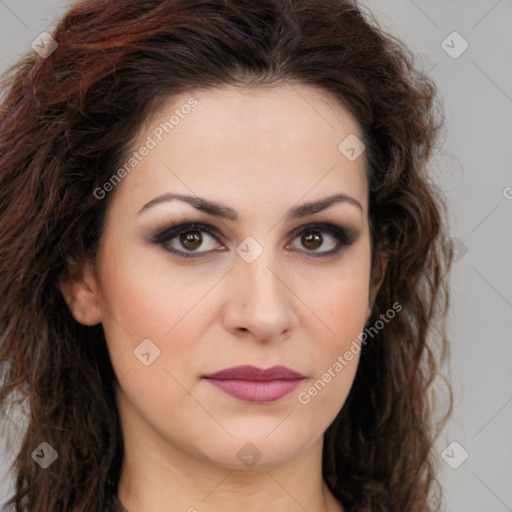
[0,1,454,510]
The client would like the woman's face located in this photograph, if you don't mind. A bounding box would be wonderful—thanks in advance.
[65,83,381,470]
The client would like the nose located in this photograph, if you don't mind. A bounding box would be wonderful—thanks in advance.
[222,250,298,343]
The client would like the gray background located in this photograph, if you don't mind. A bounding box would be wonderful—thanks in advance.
[0,1,511,510]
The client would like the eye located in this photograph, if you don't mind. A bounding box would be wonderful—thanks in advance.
[148,221,358,259]
[150,222,222,257]
[288,223,357,257]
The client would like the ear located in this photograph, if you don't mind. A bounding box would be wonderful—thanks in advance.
[366,250,388,322]
[58,260,103,326]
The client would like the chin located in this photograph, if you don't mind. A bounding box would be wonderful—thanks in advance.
[197,432,315,470]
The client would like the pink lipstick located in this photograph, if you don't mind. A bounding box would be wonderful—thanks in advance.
[203,365,305,403]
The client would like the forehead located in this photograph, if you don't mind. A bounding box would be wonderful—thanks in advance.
[112,83,368,219]
[145,83,365,151]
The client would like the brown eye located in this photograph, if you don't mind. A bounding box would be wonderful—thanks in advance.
[179,231,203,250]
[301,231,323,251]
[288,223,358,257]
[291,228,339,254]
[150,221,357,260]
[150,223,220,257]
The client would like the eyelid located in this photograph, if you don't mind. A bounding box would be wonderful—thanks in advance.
[147,219,359,258]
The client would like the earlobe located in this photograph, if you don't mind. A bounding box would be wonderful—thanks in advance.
[58,261,103,326]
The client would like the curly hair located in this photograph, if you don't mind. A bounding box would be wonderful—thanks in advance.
[0,0,454,510]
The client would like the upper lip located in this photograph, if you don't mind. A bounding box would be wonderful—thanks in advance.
[203,365,305,381]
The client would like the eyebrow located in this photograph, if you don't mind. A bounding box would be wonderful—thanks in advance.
[137,192,363,220]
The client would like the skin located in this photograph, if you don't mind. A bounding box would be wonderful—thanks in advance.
[60,83,386,512]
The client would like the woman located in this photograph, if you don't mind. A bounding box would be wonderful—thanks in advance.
[0,0,454,511]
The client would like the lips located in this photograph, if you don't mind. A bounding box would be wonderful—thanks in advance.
[205,365,305,381]
[203,365,306,403]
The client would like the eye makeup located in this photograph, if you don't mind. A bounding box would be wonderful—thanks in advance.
[145,218,360,260]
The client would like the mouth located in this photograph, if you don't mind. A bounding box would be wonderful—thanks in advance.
[202,365,306,403]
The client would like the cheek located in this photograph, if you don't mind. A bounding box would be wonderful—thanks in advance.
[307,280,367,382]
[307,258,371,345]
[328,278,369,332]
[95,240,217,381]
[298,276,368,419]
[298,251,370,415]
[97,234,189,329]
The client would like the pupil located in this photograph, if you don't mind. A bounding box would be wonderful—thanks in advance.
[303,232,321,250]
[181,231,201,250]
[178,231,324,252]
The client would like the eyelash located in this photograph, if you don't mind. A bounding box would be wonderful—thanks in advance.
[149,221,358,260]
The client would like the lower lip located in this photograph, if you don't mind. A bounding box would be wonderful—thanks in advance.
[204,378,303,403]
